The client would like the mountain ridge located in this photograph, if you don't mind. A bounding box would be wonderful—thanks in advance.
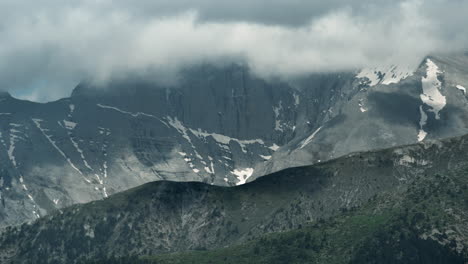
[1,53,468,227]
[0,131,467,263]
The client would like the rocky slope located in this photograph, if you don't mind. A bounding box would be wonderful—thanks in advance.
[0,133,467,263]
[1,53,468,226]
[257,53,468,176]
[122,170,468,264]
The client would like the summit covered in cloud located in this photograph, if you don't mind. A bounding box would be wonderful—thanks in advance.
[1,0,468,101]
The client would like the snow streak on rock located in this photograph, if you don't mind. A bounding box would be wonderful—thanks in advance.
[167,116,274,183]
[97,104,168,127]
[65,106,109,198]
[7,124,23,168]
[97,127,111,198]
[300,126,322,149]
[168,116,269,155]
[205,163,215,174]
[32,118,91,183]
[189,128,265,153]
[63,120,93,171]
[166,116,193,145]
[418,106,428,142]
[269,144,280,151]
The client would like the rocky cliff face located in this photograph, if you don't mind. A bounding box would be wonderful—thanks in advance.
[0,64,302,226]
[0,133,467,263]
[1,54,468,226]
[256,54,468,176]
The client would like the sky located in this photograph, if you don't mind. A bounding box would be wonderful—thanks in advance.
[1,0,468,102]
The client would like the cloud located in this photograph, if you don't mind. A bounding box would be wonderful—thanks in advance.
[0,0,467,102]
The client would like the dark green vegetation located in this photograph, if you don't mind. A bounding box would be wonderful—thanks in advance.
[86,170,468,264]
[151,172,467,264]
[1,135,468,263]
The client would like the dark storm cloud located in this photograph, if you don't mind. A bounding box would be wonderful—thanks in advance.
[108,0,389,26]
[0,0,387,26]
[0,0,467,102]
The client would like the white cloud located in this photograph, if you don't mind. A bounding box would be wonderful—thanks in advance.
[0,0,467,101]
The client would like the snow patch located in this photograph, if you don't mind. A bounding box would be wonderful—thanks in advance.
[63,120,77,130]
[420,59,445,120]
[179,151,202,174]
[380,65,414,85]
[357,68,381,86]
[260,155,272,160]
[398,155,429,166]
[269,144,280,151]
[232,168,254,185]
[456,85,466,94]
[357,65,413,86]
[204,161,215,174]
[400,155,415,164]
[83,223,95,238]
[190,128,264,146]
[358,100,368,113]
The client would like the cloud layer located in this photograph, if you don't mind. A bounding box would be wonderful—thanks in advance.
[1,0,468,102]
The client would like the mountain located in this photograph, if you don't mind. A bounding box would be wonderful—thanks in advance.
[115,171,467,264]
[257,53,468,176]
[0,133,467,263]
[1,53,468,227]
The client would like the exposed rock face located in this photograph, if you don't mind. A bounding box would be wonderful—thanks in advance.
[0,65,300,226]
[1,54,468,226]
[257,54,468,176]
